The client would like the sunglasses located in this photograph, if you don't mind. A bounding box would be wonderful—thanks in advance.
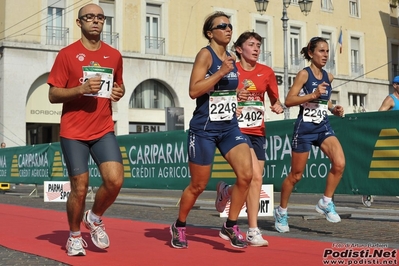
[79,13,106,22]
[211,23,233,31]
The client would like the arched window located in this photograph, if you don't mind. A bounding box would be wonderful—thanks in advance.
[129,79,174,109]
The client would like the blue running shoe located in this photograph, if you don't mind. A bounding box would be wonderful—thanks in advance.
[315,199,341,223]
[273,207,289,233]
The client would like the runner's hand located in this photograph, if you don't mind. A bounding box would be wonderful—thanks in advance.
[237,89,250,101]
[334,105,345,117]
[82,76,101,95]
[111,82,124,102]
[218,56,235,77]
[270,103,284,114]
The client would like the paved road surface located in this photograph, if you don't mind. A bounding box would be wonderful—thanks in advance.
[0,185,398,265]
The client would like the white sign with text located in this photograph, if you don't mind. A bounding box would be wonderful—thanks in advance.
[220,184,274,217]
[44,181,71,202]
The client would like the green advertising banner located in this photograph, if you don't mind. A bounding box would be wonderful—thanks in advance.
[0,111,398,195]
[258,111,399,196]
[117,131,190,189]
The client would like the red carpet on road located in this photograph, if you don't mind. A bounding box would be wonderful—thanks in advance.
[0,203,337,265]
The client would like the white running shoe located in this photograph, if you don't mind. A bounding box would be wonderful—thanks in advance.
[246,228,269,247]
[66,236,87,256]
[82,210,110,249]
[315,199,341,223]
[362,195,372,207]
[215,181,230,212]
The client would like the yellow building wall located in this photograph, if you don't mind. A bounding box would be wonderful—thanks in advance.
[1,0,397,84]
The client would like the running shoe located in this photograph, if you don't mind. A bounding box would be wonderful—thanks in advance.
[315,199,341,223]
[362,195,372,207]
[215,181,230,212]
[219,223,247,248]
[273,207,289,233]
[82,210,110,249]
[170,222,188,248]
[246,228,269,247]
[65,236,87,256]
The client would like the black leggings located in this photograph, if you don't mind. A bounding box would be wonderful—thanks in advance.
[60,132,122,177]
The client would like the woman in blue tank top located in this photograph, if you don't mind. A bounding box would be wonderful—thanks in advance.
[273,37,346,233]
[169,11,252,249]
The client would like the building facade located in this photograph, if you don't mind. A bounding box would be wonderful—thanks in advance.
[0,0,398,146]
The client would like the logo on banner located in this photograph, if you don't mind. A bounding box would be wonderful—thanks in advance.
[220,184,274,217]
[44,181,71,202]
[368,128,399,179]
[120,146,131,178]
[10,152,49,178]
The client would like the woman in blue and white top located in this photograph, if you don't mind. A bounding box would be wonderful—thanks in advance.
[169,11,252,249]
[379,75,399,111]
[274,37,346,233]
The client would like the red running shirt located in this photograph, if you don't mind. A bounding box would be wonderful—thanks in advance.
[237,62,279,136]
[47,40,123,140]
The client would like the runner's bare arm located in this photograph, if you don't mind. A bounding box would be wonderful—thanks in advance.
[49,76,101,103]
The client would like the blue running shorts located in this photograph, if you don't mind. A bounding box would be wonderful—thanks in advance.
[187,127,248,165]
[244,134,266,161]
[291,123,336,153]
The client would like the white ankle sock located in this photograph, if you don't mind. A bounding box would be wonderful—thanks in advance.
[224,186,231,197]
[89,210,100,223]
[323,196,332,205]
[278,206,287,214]
[70,231,81,238]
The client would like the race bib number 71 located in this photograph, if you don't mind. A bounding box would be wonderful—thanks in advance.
[82,66,114,98]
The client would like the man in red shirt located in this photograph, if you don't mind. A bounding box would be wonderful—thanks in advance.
[48,3,125,257]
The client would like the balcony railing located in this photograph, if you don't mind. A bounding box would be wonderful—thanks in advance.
[259,51,272,66]
[101,31,119,49]
[46,26,69,46]
[324,60,336,75]
[290,56,306,72]
[351,63,364,77]
[145,36,165,55]
[392,64,399,77]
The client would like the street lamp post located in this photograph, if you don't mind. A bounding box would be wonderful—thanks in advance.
[282,0,290,120]
[254,0,313,120]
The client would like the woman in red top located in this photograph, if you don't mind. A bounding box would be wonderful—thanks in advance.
[215,31,283,246]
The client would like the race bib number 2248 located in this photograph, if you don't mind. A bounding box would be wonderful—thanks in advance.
[209,90,237,121]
